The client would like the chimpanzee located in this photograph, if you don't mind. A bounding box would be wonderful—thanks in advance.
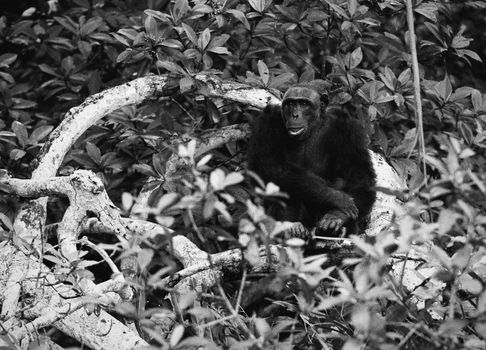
[248,80,376,237]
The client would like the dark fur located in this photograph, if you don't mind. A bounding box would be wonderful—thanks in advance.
[248,98,376,236]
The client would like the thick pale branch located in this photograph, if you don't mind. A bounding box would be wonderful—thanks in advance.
[0,176,71,197]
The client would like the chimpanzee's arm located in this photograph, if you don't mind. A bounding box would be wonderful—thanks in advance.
[329,113,376,221]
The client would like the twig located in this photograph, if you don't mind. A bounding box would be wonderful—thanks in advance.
[234,266,247,313]
[405,0,427,183]
[80,237,120,274]
[216,282,255,339]
[397,321,422,349]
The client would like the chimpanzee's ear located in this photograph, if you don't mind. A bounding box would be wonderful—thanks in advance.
[264,102,282,116]
[301,79,331,107]
[320,92,329,106]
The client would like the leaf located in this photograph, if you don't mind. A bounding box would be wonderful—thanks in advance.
[156,61,186,75]
[144,9,171,22]
[203,53,212,68]
[169,324,185,348]
[452,245,472,270]
[155,215,175,227]
[414,3,438,22]
[176,337,220,350]
[348,0,357,16]
[199,28,211,50]
[457,274,482,295]
[22,7,36,17]
[238,233,251,247]
[286,237,305,248]
[246,199,265,223]
[451,33,472,49]
[137,249,154,271]
[352,235,377,258]
[179,76,193,92]
[28,125,53,145]
[54,16,77,34]
[226,9,251,30]
[438,209,461,236]
[80,17,103,36]
[10,149,26,161]
[269,221,293,237]
[257,60,269,86]
[160,39,183,50]
[430,245,451,269]
[270,72,296,89]
[223,172,244,187]
[351,305,370,333]
[254,317,271,338]
[144,15,158,38]
[244,236,261,265]
[209,34,229,48]
[0,72,14,84]
[0,213,13,231]
[424,22,445,46]
[178,139,196,158]
[207,46,231,55]
[11,98,37,110]
[0,53,18,68]
[182,23,198,46]
[214,200,231,222]
[196,154,212,168]
[397,68,412,86]
[307,9,328,22]
[173,0,189,21]
[379,68,395,91]
[121,192,134,211]
[116,49,134,63]
[210,169,226,191]
[84,143,101,164]
[478,291,486,313]
[350,47,363,69]
[248,0,265,13]
[328,3,349,19]
[239,219,256,234]
[471,89,483,112]
[38,64,61,77]
[193,4,213,14]
[461,49,482,62]
[11,121,28,148]
[183,48,201,60]
[438,319,467,336]
[78,40,92,58]
[435,75,452,102]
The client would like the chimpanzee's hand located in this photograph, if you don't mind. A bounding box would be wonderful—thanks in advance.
[316,211,348,236]
[335,193,358,220]
[286,222,311,241]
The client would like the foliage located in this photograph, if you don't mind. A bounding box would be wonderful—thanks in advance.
[1,0,486,349]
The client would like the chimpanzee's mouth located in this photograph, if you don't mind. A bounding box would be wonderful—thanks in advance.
[289,127,305,136]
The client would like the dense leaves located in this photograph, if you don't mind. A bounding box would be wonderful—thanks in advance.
[1,0,486,349]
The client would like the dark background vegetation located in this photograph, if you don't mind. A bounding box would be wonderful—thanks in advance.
[2,0,486,349]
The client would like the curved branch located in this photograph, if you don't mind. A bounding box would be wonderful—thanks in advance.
[15,75,279,245]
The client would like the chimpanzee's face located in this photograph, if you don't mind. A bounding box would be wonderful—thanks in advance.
[282,98,320,139]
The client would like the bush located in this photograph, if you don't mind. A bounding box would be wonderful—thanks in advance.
[1,0,486,349]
